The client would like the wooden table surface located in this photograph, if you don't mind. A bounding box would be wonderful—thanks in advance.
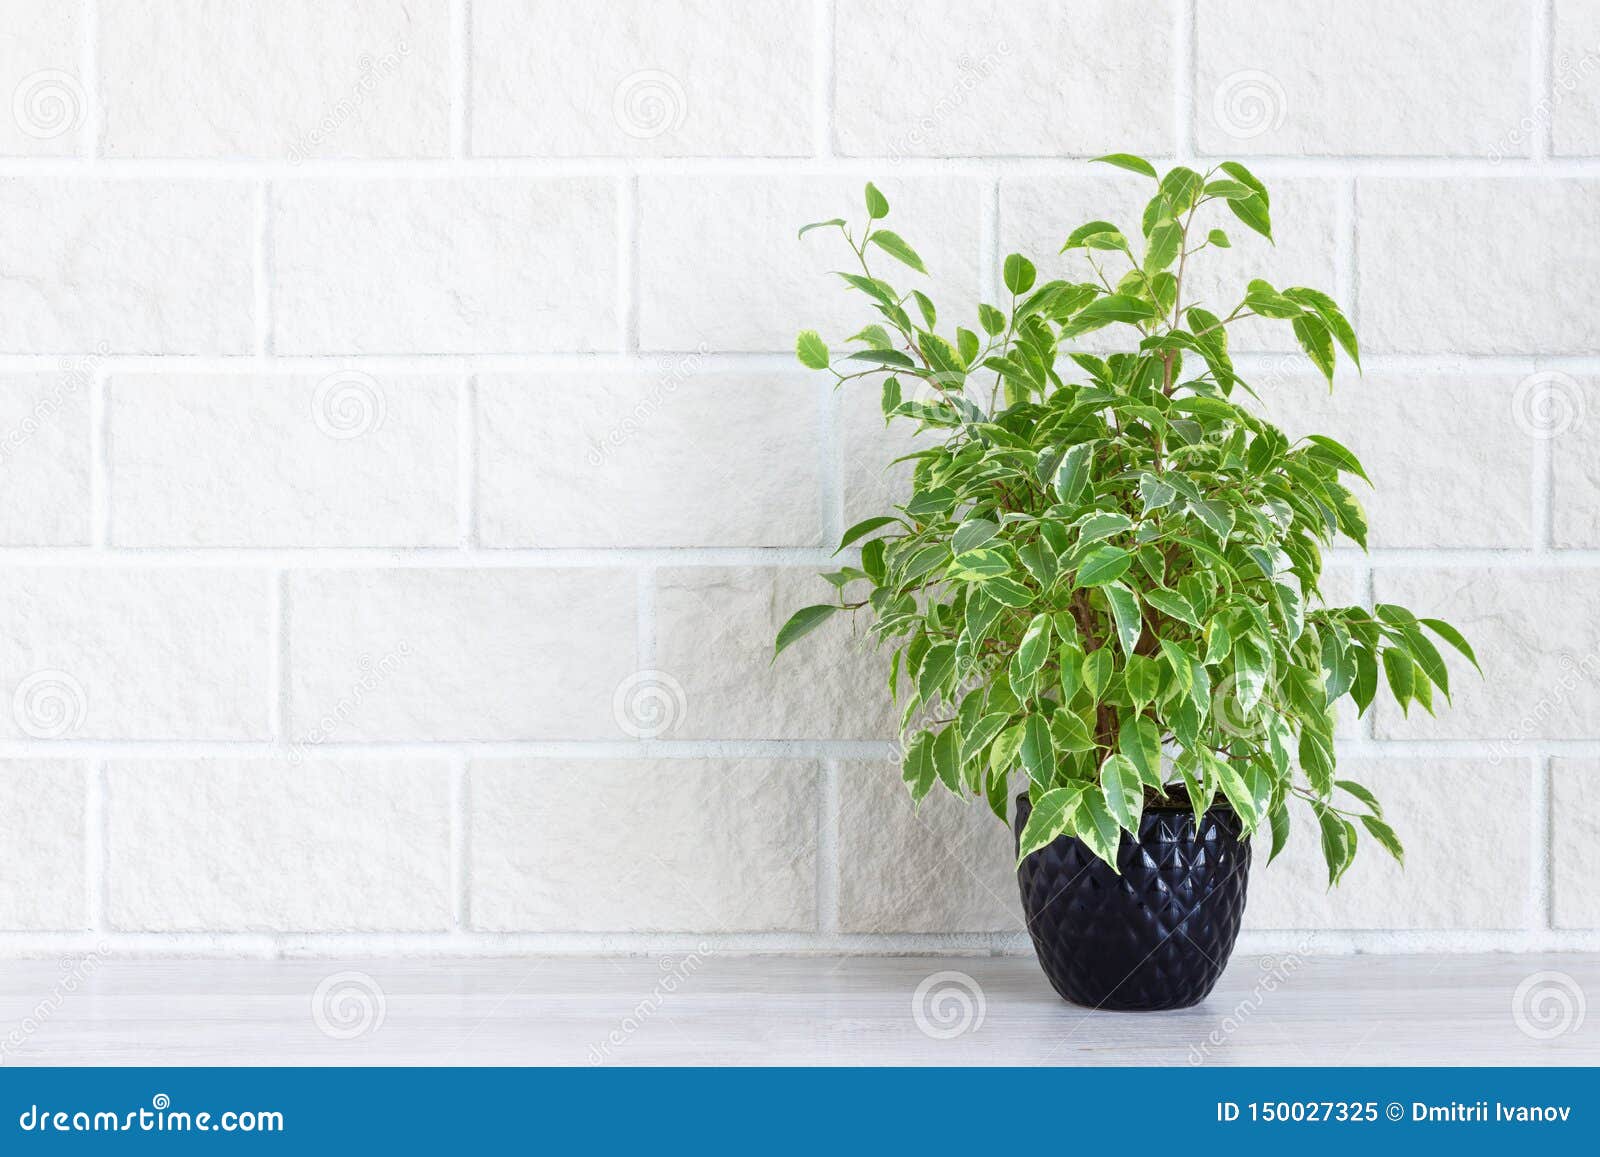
[0,953,1594,1066]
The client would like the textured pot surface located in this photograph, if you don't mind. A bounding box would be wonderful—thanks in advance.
[1014,793,1251,1011]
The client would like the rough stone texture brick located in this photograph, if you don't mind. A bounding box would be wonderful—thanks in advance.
[469,758,819,931]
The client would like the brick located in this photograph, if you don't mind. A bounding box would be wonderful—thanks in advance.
[1246,757,1532,929]
[1552,760,1600,928]
[272,179,618,354]
[0,179,254,354]
[654,567,898,740]
[1358,179,1600,354]
[476,368,824,547]
[1372,568,1600,741]
[109,373,457,547]
[637,175,980,351]
[999,174,1339,352]
[0,569,271,740]
[106,758,451,931]
[471,0,810,156]
[287,569,637,740]
[1545,375,1600,547]
[0,761,85,930]
[0,0,84,156]
[469,758,818,931]
[835,0,1173,157]
[837,761,1021,933]
[1252,373,1535,548]
[1197,0,1529,156]
[0,372,91,545]
[99,0,448,158]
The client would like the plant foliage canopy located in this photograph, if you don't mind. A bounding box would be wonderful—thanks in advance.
[777,158,1478,884]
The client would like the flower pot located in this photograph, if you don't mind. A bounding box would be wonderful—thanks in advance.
[1014,792,1251,1011]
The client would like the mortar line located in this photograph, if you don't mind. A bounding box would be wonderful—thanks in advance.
[1176,0,1196,160]
[812,0,836,157]
[253,181,273,356]
[452,0,472,157]
[80,0,99,159]
[89,366,110,547]
[85,759,106,931]
[457,373,477,549]
[818,759,841,935]
[617,174,639,352]
[979,175,1000,305]
[451,755,471,931]
[1533,0,1554,163]
[1533,752,1554,930]
[818,371,843,545]
[272,570,290,741]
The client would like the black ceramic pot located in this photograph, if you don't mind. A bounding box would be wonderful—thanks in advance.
[1014,792,1251,1011]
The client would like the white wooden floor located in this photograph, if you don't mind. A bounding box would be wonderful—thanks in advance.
[0,954,1594,1066]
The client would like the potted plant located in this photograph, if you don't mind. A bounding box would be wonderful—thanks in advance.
[776,155,1478,1011]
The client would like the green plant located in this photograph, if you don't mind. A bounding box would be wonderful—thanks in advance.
[776,154,1478,883]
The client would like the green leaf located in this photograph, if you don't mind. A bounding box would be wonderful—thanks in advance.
[1421,618,1480,672]
[961,712,1012,765]
[982,575,1035,607]
[1103,581,1143,656]
[1003,253,1037,295]
[1075,546,1132,587]
[864,182,889,220]
[1071,790,1122,868]
[917,643,957,701]
[1015,613,1054,678]
[1139,473,1177,512]
[1215,759,1260,831]
[1314,804,1356,886]
[1091,153,1158,179]
[774,604,837,658]
[1227,193,1272,242]
[1285,286,1360,369]
[1267,799,1291,864]
[1143,587,1199,628]
[1020,714,1055,788]
[1082,647,1114,698]
[1303,434,1371,485]
[1206,228,1231,248]
[1070,294,1160,329]
[1336,779,1384,816]
[1117,716,1162,786]
[795,330,829,370]
[842,347,916,369]
[1054,442,1095,503]
[978,303,1006,335]
[1189,498,1235,541]
[798,218,846,239]
[836,515,898,553]
[1292,314,1336,383]
[1061,220,1127,252]
[932,724,962,792]
[1144,218,1182,273]
[1018,785,1086,861]
[1360,814,1404,865]
[951,517,1000,555]
[1077,511,1135,546]
[1382,647,1416,713]
[1100,753,1144,833]
[868,229,927,274]
[1050,710,1097,752]
[901,732,937,801]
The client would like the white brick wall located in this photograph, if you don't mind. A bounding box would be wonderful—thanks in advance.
[0,0,1595,958]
